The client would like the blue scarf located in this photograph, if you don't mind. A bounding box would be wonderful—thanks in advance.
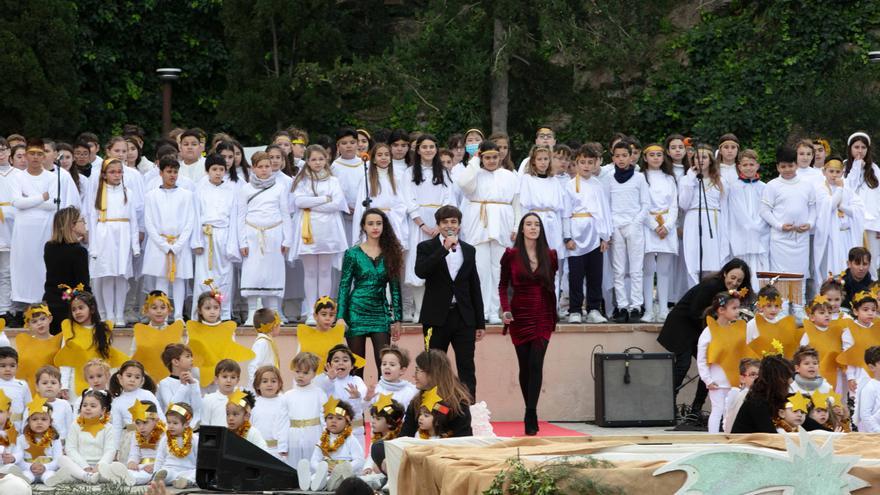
[613,166,635,184]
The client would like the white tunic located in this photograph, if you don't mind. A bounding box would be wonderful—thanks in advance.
[679,170,729,282]
[0,166,22,250]
[372,378,418,411]
[718,163,738,185]
[455,163,519,247]
[11,169,74,302]
[845,160,880,232]
[402,166,455,286]
[352,167,409,246]
[46,166,82,211]
[727,178,768,257]
[192,180,239,288]
[49,397,74,440]
[143,187,196,280]
[813,180,864,283]
[111,389,165,447]
[201,391,229,427]
[247,334,279,388]
[760,176,817,275]
[564,175,612,257]
[797,166,824,186]
[65,421,116,467]
[0,377,31,431]
[289,175,348,263]
[609,170,649,229]
[643,170,679,254]
[518,174,568,256]
[313,374,368,441]
[88,166,144,232]
[252,395,289,457]
[157,376,203,428]
[283,383,327,467]
[177,157,206,184]
[330,156,365,213]
[154,432,198,473]
[309,430,364,474]
[237,181,293,298]
[85,183,140,278]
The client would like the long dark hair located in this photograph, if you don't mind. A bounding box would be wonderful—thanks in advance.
[410,134,446,186]
[56,142,81,193]
[513,213,555,293]
[214,141,240,182]
[232,140,251,182]
[71,292,112,360]
[360,208,403,281]
[705,257,753,298]
[845,133,877,189]
[414,350,472,415]
[109,360,157,397]
[368,143,397,196]
[640,142,674,184]
[664,133,688,169]
[746,355,794,414]
[79,389,112,414]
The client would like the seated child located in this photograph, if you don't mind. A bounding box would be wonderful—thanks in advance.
[156,344,202,427]
[298,397,364,492]
[283,352,326,470]
[790,346,832,395]
[98,400,164,486]
[226,389,268,450]
[48,389,114,486]
[417,387,451,439]
[366,394,404,475]
[35,366,73,442]
[0,347,33,431]
[722,358,760,434]
[774,392,810,433]
[153,402,197,489]
[368,346,418,410]
[0,390,21,473]
[251,365,288,459]
[314,345,367,443]
[810,390,851,432]
[855,346,880,433]
[72,359,111,412]
[2,398,62,484]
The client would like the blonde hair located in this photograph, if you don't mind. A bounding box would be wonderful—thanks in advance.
[292,145,330,195]
[83,358,111,378]
[525,146,553,176]
[50,206,82,244]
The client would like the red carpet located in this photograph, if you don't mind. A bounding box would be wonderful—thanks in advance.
[490,421,587,437]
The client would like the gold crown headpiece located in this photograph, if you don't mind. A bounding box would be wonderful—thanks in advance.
[227,390,251,410]
[142,292,172,315]
[785,391,811,413]
[322,396,350,419]
[24,304,50,326]
[258,311,281,334]
[129,400,158,422]
[761,339,785,358]
[166,403,192,422]
[27,397,51,417]
[203,279,223,304]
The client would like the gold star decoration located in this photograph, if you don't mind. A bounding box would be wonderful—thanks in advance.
[296,322,366,369]
[374,393,394,414]
[786,391,812,413]
[0,389,10,411]
[128,400,151,422]
[27,396,49,417]
[227,390,249,409]
[25,438,48,459]
[811,390,841,409]
[421,386,444,412]
[322,395,348,418]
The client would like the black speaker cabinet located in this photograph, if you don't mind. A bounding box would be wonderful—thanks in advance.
[594,352,675,427]
[196,425,299,491]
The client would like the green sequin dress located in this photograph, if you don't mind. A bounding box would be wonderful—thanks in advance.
[336,245,403,337]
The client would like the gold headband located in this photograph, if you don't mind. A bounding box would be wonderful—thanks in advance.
[814,138,831,154]
[26,146,45,154]
[465,128,484,138]
[24,304,50,325]
[356,129,372,140]
[142,292,172,314]
[757,295,782,307]
[314,295,337,313]
[643,145,664,154]
[291,139,306,145]
[257,311,281,334]
[536,127,554,135]
[167,403,192,422]
[719,140,739,148]
[323,396,350,419]
[129,400,158,422]
[480,150,500,157]
[824,159,844,172]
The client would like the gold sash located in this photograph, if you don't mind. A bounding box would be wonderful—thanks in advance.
[290,418,321,428]
[247,221,283,254]
[0,201,10,222]
[473,200,512,228]
[651,209,669,227]
[571,212,593,219]
[202,224,214,270]
[161,235,178,282]
[302,210,314,245]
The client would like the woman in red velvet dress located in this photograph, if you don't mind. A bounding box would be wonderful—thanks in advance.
[499,212,558,435]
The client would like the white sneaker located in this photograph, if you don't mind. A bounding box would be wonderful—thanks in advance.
[153,469,168,484]
[0,464,26,481]
[585,310,608,324]
[557,307,569,319]
[113,320,127,329]
[244,311,256,327]
[100,461,134,486]
[44,465,74,487]
[173,477,192,489]
[656,309,669,323]
[361,472,387,490]
[567,313,582,324]
[310,460,329,491]
[326,462,353,491]
[640,310,655,323]
[296,459,311,490]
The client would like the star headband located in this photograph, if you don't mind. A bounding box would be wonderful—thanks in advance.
[227,390,251,410]
[373,393,396,416]
[848,132,871,146]
[313,295,337,313]
[258,311,281,334]
[811,390,841,409]
[808,294,830,311]
[166,403,192,422]
[58,283,85,301]
[322,396,350,419]
[142,292,172,314]
[757,295,782,307]
[762,339,785,358]
[420,386,449,415]
[718,288,749,306]
[824,159,844,172]
[643,144,664,154]
[853,290,877,305]
[24,304,50,325]
[203,278,223,304]
[827,271,846,288]
[128,400,158,422]
[27,396,51,417]
[785,391,811,414]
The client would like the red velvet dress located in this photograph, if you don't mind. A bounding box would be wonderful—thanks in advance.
[498,248,558,346]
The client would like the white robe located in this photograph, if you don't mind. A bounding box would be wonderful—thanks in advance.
[0,166,22,250]
[643,170,679,255]
[192,180,239,299]
[89,166,144,232]
[289,175,348,264]
[330,156,365,214]
[455,162,520,247]
[519,174,568,256]
[845,160,880,232]
[143,187,195,280]
[283,383,327,467]
[252,395,289,457]
[402,166,456,286]
[237,181,293,298]
[45,165,82,211]
[177,157,206,185]
[679,170,729,285]
[84,184,140,278]
[564,175,612,257]
[727,178,768,257]
[760,176,817,276]
[352,167,409,246]
[812,180,864,283]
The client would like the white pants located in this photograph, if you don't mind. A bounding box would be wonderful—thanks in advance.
[159,467,196,486]
[130,467,153,485]
[410,284,425,321]
[643,253,674,317]
[58,456,101,482]
[708,387,730,434]
[0,251,10,314]
[611,223,645,310]
[868,230,880,275]
[301,254,334,320]
[155,278,187,320]
[94,276,128,322]
[475,240,504,320]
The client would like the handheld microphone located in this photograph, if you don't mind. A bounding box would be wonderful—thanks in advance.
[446,228,457,252]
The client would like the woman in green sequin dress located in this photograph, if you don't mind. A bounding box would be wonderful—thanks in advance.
[337,208,404,375]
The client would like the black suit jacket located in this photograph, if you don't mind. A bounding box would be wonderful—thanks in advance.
[415,236,485,330]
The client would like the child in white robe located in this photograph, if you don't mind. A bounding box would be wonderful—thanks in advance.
[813,157,864,285]
[248,309,281,387]
[226,390,268,451]
[298,397,364,492]
[727,149,768,290]
[251,367,288,459]
[48,390,115,486]
[351,143,409,247]
[0,146,21,317]
[313,345,367,445]
[237,151,293,326]
[843,132,880,274]
[3,398,63,485]
[153,402,197,488]
[142,158,195,321]
[97,399,163,486]
[289,145,348,326]
[330,128,365,246]
[156,344,202,428]
[109,361,164,463]
[640,144,678,323]
[716,133,740,185]
[284,352,326,470]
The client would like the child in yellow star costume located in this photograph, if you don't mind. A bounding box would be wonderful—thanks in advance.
[809,389,851,432]
[697,289,756,433]
[836,290,880,394]
[14,304,62,396]
[296,297,366,368]
[295,396,364,492]
[0,389,20,472]
[187,284,255,388]
[131,291,184,382]
[774,391,811,432]
[6,396,62,483]
[746,286,802,359]
[53,290,129,396]
[800,294,846,393]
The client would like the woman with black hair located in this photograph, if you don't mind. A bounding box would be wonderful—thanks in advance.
[499,213,558,435]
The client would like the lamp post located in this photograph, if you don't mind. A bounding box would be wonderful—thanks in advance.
[156,68,182,135]
[870,51,880,63]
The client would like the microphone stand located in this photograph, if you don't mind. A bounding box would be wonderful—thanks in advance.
[54,158,61,211]
[694,158,713,281]
[361,154,372,208]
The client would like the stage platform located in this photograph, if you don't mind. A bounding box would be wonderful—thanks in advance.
[3,323,670,422]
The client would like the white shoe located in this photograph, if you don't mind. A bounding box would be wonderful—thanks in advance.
[0,464,26,482]
[310,460,328,491]
[567,313,582,324]
[153,469,168,484]
[173,477,192,489]
[585,310,608,324]
[488,315,502,325]
[656,309,668,323]
[85,471,101,484]
[640,310,655,323]
[244,310,256,327]
[326,461,353,491]
[44,465,74,487]
[557,307,569,319]
[296,459,311,490]
[100,461,134,486]
[305,315,317,326]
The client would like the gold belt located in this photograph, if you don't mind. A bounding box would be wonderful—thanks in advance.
[10,413,21,421]
[379,208,391,212]
[651,209,669,227]
[161,235,178,282]
[302,209,313,245]
[247,220,283,254]
[688,208,719,228]
[125,424,136,432]
[474,200,512,228]
[0,201,10,223]
[266,439,278,448]
[140,457,156,465]
[571,212,593,219]
[326,459,347,467]
[419,203,442,208]
[202,224,215,270]
[290,418,320,428]
[98,218,130,223]
[530,208,552,213]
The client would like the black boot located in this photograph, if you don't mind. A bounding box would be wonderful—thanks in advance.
[525,408,538,436]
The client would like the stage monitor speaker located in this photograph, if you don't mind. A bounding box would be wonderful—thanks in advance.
[594,351,675,427]
[196,425,299,491]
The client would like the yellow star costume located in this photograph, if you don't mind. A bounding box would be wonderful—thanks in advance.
[746,314,803,359]
[836,319,880,374]
[374,393,395,414]
[803,319,845,390]
[786,391,811,413]
[131,320,185,382]
[296,323,367,369]
[421,386,444,411]
[706,317,757,388]
[186,320,255,388]
[15,332,62,396]
[0,390,16,447]
[811,389,841,409]
[54,319,129,395]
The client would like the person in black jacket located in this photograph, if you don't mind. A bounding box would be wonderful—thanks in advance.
[415,205,485,399]
[658,258,752,412]
[42,206,90,335]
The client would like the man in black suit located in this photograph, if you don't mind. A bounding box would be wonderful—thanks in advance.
[415,205,485,399]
